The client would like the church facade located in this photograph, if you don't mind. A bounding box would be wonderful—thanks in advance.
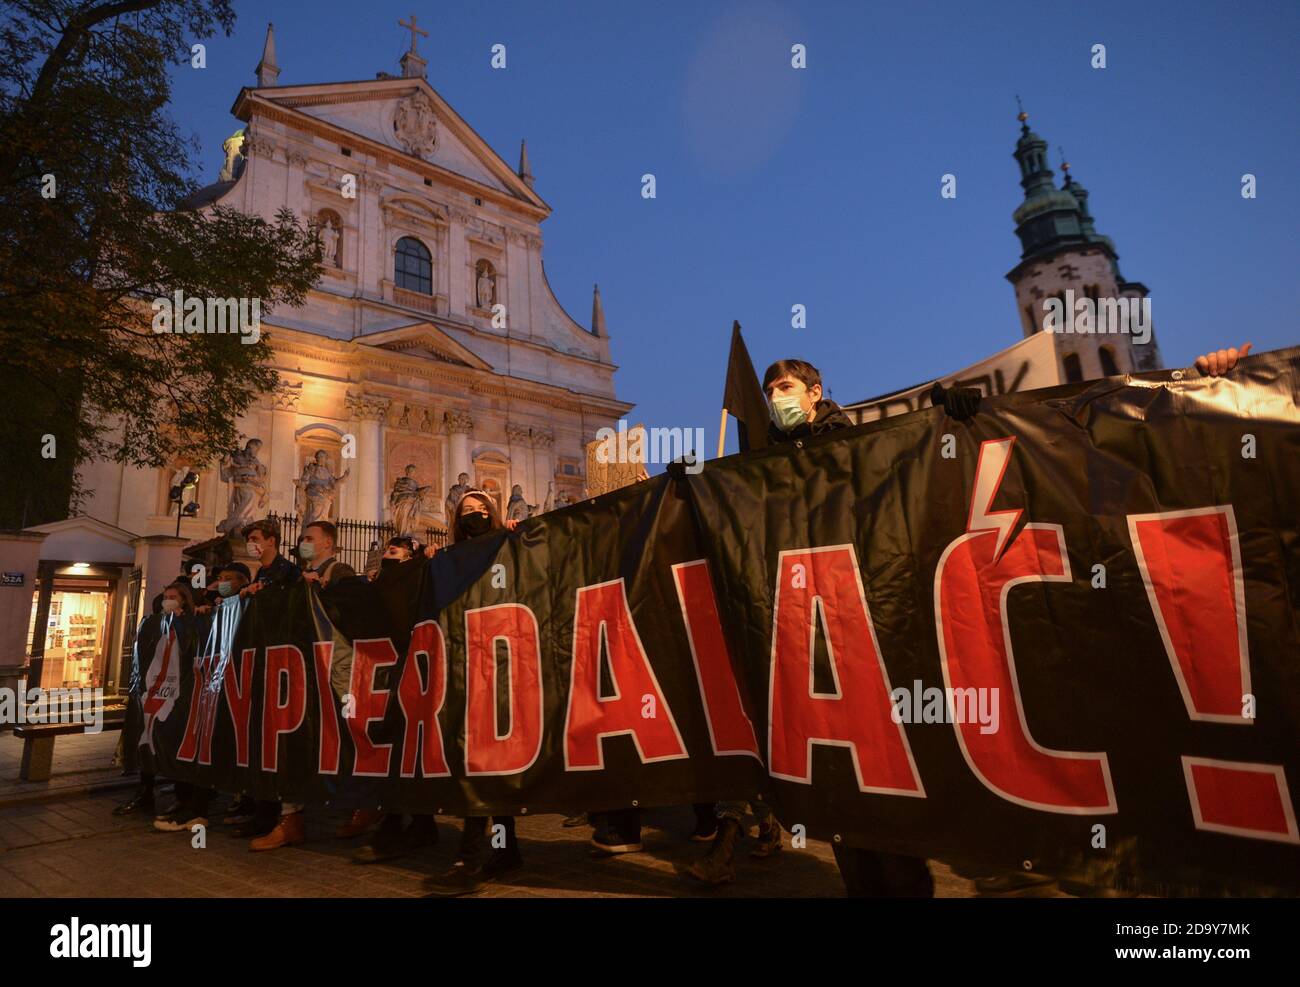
[79,24,632,545]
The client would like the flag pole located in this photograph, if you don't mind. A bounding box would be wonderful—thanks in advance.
[716,407,728,458]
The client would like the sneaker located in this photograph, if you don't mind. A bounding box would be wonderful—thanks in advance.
[220,797,255,826]
[154,814,208,833]
[424,860,487,898]
[590,827,643,855]
[153,801,188,821]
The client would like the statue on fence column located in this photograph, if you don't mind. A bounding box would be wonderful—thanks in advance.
[216,438,268,535]
[295,450,349,527]
[389,464,432,536]
[506,483,531,522]
[444,471,471,521]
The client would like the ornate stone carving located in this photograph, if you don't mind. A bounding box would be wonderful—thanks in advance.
[346,391,392,421]
[271,381,303,412]
[505,422,531,445]
[450,208,474,225]
[418,408,435,433]
[295,451,349,527]
[531,426,555,448]
[526,235,543,249]
[287,150,309,168]
[389,465,433,537]
[216,439,268,535]
[445,409,474,434]
[393,91,438,159]
[475,263,496,308]
[247,136,276,158]
[506,229,527,245]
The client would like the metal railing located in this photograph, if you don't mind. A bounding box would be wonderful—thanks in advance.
[267,512,448,574]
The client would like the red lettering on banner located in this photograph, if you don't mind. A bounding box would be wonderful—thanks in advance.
[398,620,450,778]
[935,437,1114,814]
[223,647,256,768]
[565,578,687,770]
[261,645,307,773]
[768,546,924,795]
[311,641,341,775]
[465,605,544,776]
[671,560,761,759]
[176,652,219,764]
[1130,506,1299,843]
[347,639,399,777]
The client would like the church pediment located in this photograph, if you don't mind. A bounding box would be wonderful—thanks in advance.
[238,79,545,209]
[358,322,493,371]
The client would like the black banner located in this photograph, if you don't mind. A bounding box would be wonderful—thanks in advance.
[143,348,1300,895]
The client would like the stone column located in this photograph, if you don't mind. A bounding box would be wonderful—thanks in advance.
[130,535,189,620]
[268,382,302,512]
[505,422,531,501]
[531,427,555,509]
[0,531,48,709]
[347,391,390,523]
[446,410,473,489]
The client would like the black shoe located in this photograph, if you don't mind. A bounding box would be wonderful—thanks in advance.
[591,826,643,855]
[353,817,436,864]
[230,816,276,839]
[483,847,523,878]
[424,861,487,898]
[690,816,719,842]
[112,791,154,817]
[561,813,588,828]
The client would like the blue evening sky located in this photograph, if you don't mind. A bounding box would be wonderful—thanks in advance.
[168,0,1300,456]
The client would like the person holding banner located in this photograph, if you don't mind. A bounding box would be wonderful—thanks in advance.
[426,490,524,897]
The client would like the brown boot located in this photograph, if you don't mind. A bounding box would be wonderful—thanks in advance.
[336,808,383,838]
[250,811,306,851]
[686,818,743,885]
[749,818,783,859]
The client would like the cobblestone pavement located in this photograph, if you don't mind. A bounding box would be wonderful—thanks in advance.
[0,785,989,898]
[0,731,998,898]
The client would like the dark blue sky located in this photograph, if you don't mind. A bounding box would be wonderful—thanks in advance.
[170,0,1299,455]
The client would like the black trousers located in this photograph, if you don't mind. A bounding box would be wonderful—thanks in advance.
[458,815,517,861]
[832,846,933,897]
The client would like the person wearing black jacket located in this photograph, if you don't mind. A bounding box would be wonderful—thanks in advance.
[765,358,968,897]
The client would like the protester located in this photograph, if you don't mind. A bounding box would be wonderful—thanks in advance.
[425,490,522,897]
[299,520,356,588]
[112,591,166,817]
[241,518,300,594]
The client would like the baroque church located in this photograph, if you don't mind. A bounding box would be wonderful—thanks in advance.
[80,22,632,545]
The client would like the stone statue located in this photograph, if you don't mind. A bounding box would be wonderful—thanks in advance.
[542,481,554,514]
[219,129,246,182]
[217,439,268,534]
[476,266,495,308]
[390,464,432,536]
[506,483,530,522]
[320,218,340,267]
[295,450,349,527]
[444,471,471,521]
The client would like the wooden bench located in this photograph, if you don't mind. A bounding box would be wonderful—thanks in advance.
[15,707,126,782]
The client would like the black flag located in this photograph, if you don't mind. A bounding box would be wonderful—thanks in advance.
[721,321,769,452]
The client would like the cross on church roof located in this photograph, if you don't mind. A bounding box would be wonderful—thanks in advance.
[399,14,429,54]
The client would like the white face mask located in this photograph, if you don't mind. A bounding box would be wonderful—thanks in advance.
[770,393,807,431]
[247,542,263,559]
[161,599,181,614]
[298,542,317,562]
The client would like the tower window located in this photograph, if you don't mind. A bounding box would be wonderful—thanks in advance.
[394,236,432,294]
[1099,346,1120,377]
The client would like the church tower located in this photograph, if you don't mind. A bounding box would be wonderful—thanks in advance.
[1005,107,1162,379]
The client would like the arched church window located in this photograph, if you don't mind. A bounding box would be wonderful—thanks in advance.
[1099,346,1120,377]
[395,236,432,294]
[317,209,342,268]
[1063,353,1083,383]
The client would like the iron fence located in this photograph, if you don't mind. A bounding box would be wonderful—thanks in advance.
[267,512,448,574]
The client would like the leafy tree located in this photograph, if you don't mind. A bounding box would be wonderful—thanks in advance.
[0,0,321,528]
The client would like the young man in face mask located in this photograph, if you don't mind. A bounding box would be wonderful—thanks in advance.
[299,520,356,588]
[240,519,300,596]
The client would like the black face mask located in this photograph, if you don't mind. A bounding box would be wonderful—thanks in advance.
[460,511,493,539]
[379,556,403,570]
